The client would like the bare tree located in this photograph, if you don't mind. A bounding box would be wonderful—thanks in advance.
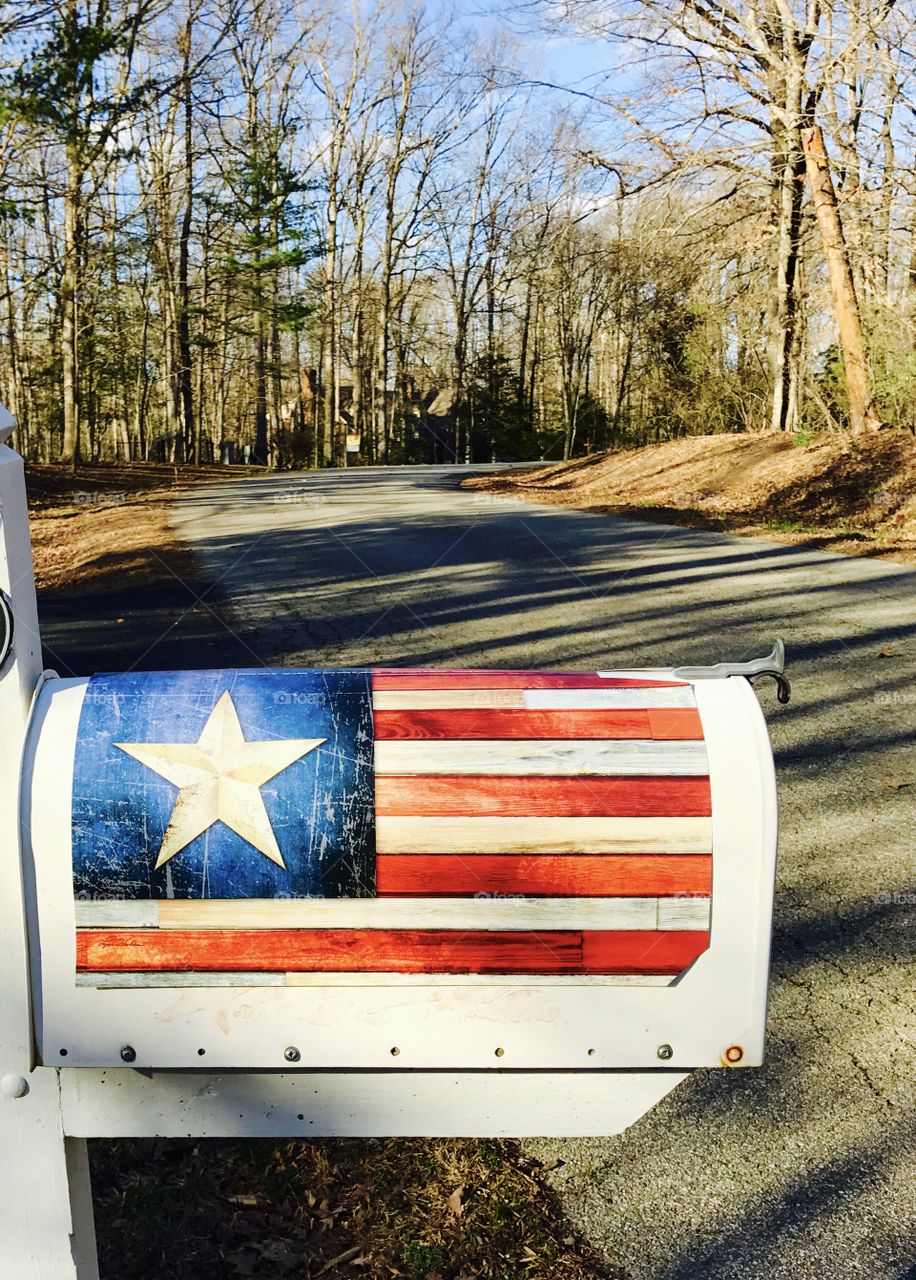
[801,123,882,431]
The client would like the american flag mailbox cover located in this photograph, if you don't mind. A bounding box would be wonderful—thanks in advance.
[26,665,778,1072]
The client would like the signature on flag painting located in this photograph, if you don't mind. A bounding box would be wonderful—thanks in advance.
[73,668,712,987]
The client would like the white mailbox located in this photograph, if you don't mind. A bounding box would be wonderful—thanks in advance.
[0,408,785,1278]
[24,662,779,1078]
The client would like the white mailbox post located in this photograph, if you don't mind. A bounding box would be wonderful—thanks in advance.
[0,410,100,1277]
[0,406,784,1279]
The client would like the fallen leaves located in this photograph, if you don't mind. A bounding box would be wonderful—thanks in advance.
[314,1245,366,1275]
[90,1137,613,1280]
[462,429,916,565]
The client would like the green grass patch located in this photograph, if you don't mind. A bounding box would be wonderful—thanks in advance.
[765,518,807,532]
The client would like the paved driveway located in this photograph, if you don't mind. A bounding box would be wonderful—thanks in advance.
[40,465,916,1279]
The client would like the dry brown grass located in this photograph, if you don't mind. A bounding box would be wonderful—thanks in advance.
[25,462,258,594]
[465,431,916,562]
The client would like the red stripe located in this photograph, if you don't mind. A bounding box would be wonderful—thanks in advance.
[373,708,703,741]
[371,670,687,689]
[582,930,708,973]
[375,776,712,817]
[76,928,708,975]
[376,854,712,897]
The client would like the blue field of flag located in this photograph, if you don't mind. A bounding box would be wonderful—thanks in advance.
[71,668,375,901]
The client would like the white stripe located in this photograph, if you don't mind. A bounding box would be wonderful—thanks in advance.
[373,690,526,709]
[374,739,708,776]
[76,971,677,989]
[656,896,711,929]
[75,900,157,928]
[374,688,696,710]
[523,688,695,709]
[284,972,678,988]
[597,670,683,682]
[376,815,711,855]
[76,972,287,988]
[76,896,709,932]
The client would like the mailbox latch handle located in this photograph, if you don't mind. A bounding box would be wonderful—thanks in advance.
[673,639,791,704]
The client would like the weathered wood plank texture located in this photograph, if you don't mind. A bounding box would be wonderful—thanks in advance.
[76,927,710,974]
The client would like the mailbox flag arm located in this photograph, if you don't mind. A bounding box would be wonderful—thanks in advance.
[673,638,790,705]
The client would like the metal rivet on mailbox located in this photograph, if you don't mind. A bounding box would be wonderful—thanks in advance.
[284,1046,301,1063]
[120,1045,136,1063]
[725,1045,744,1064]
[656,1044,674,1061]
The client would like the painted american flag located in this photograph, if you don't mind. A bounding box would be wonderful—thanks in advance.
[72,668,711,986]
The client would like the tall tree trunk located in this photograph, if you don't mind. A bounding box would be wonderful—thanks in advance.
[351,201,367,459]
[801,125,882,432]
[323,183,340,466]
[270,288,282,467]
[611,336,633,440]
[377,286,391,461]
[177,15,195,462]
[454,321,469,463]
[268,170,283,467]
[485,244,497,445]
[875,80,896,298]
[1,220,22,444]
[135,282,151,461]
[215,283,230,459]
[254,304,269,464]
[767,111,806,433]
[61,149,83,464]
[196,203,210,462]
[313,339,324,469]
[103,178,133,461]
[517,276,533,419]
[561,354,579,460]
[160,273,180,460]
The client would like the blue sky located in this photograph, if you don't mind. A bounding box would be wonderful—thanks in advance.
[450,0,618,91]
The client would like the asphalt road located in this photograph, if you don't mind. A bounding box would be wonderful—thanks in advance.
[39,465,916,1280]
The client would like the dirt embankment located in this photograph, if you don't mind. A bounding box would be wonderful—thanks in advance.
[25,462,259,594]
[464,430,916,562]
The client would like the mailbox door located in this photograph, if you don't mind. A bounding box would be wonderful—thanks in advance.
[25,667,776,1071]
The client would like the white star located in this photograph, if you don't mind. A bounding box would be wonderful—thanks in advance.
[116,690,325,870]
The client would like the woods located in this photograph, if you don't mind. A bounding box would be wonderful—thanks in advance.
[1,0,915,467]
